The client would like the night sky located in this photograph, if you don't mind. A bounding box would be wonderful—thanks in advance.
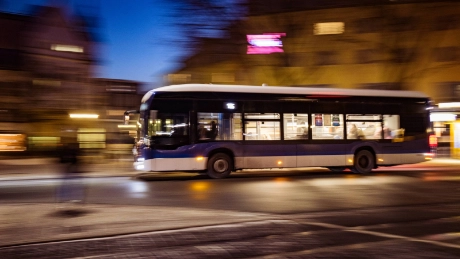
[1,0,186,89]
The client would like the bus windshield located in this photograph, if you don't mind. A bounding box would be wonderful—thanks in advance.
[148,112,189,137]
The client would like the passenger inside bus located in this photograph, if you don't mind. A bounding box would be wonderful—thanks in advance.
[348,124,364,139]
[198,121,218,140]
[208,121,218,140]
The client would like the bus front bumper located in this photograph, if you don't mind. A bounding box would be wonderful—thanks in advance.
[139,157,208,172]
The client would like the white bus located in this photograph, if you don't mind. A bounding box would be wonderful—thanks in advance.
[127,84,433,178]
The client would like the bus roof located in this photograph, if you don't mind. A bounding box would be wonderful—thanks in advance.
[144,84,429,102]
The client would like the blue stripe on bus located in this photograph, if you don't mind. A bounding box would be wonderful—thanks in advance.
[143,139,429,160]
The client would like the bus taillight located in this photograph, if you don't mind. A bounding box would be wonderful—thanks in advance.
[428,134,437,159]
[429,134,437,147]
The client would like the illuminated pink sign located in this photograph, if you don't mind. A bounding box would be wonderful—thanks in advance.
[247,33,286,54]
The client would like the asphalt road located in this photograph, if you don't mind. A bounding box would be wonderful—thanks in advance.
[1,168,460,213]
[1,167,460,258]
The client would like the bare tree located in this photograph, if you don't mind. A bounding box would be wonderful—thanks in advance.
[154,0,247,51]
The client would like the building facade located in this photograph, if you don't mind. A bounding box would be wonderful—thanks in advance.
[169,1,460,103]
[0,5,142,157]
[167,1,460,155]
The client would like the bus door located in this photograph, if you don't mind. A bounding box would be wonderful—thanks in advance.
[242,113,297,169]
[297,113,346,167]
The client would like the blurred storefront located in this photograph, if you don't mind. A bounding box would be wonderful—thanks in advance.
[0,5,143,160]
[430,102,460,158]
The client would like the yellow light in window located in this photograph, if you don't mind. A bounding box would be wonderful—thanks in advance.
[69,114,98,119]
[51,44,84,53]
[118,125,136,128]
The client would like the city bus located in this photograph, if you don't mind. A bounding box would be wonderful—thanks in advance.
[127,84,433,179]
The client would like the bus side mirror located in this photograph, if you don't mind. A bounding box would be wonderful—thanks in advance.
[124,110,139,125]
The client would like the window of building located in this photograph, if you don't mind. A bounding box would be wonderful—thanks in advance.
[391,48,414,63]
[355,49,378,64]
[432,47,459,62]
[51,44,84,53]
[312,114,344,140]
[111,93,138,107]
[388,16,416,32]
[166,74,191,84]
[314,22,345,35]
[353,17,382,33]
[211,73,235,83]
[315,51,338,66]
[433,15,459,31]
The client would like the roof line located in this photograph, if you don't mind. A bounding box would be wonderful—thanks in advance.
[150,84,429,99]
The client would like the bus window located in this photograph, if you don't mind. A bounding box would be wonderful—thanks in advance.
[345,114,400,139]
[198,112,242,140]
[243,113,280,140]
[346,114,380,139]
[244,121,280,140]
[283,113,309,140]
[244,113,280,119]
[383,115,400,139]
[312,114,344,139]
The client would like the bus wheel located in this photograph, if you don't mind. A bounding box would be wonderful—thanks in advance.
[207,153,233,179]
[352,150,374,174]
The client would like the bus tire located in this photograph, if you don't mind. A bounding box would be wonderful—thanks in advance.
[352,150,374,174]
[207,153,233,179]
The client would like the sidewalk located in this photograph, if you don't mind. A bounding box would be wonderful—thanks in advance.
[0,202,274,247]
[0,157,278,249]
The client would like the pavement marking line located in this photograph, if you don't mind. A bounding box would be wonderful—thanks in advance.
[423,232,460,241]
[254,221,460,259]
[347,229,460,249]
[254,239,411,259]
[305,221,460,250]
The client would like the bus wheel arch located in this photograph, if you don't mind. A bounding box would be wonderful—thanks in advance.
[206,149,234,179]
[351,148,376,174]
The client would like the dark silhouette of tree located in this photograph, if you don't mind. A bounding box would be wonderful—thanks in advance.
[154,0,247,51]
